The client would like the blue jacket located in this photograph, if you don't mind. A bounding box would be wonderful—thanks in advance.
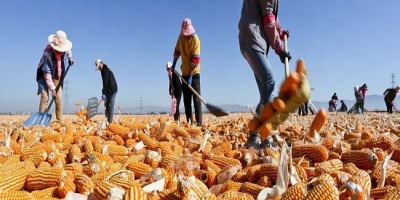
[36,47,67,95]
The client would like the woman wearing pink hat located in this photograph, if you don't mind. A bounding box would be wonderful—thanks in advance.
[36,30,73,122]
[383,86,400,114]
[239,0,291,149]
[171,18,202,126]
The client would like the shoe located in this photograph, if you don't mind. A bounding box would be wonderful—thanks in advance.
[246,133,261,149]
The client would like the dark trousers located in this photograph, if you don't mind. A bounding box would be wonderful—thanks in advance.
[173,93,182,121]
[182,74,202,126]
[385,98,393,114]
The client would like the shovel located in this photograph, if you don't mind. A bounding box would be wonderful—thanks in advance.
[173,70,229,117]
[23,65,71,127]
[87,97,99,119]
[386,96,399,113]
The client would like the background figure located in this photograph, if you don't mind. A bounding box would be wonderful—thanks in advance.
[359,83,367,113]
[36,30,73,122]
[338,100,347,112]
[95,59,118,124]
[298,100,309,116]
[171,18,202,126]
[239,0,291,149]
[328,99,337,112]
[166,62,182,121]
[383,86,400,114]
[331,92,338,101]
[350,86,363,114]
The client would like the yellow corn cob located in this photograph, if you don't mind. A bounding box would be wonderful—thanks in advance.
[112,135,125,146]
[232,171,248,183]
[1,154,20,167]
[125,139,137,148]
[245,164,262,183]
[82,163,102,177]
[303,167,316,179]
[330,171,352,188]
[309,108,327,136]
[124,183,148,200]
[74,172,95,195]
[159,141,183,157]
[217,190,254,200]
[362,136,394,151]
[0,191,36,200]
[0,165,29,191]
[341,150,378,170]
[158,189,181,200]
[303,180,339,200]
[315,159,343,175]
[314,173,336,186]
[41,133,62,143]
[349,175,371,198]
[272,97,286,112]
[103,140,118,147]
[47,152,67,167]
[208,155,241,169]
[371,185,395,199]
[210,141,233,156]
[126,161,152,178]
[296,59,307,75]
[264,148,280,163]
[107,170,136,190]
[293,164,308,183]
[386,173,400,187]
[291,157,311,168]
[219,180,243,194]
[31,187,58,198]
[328,151,341,160]
[172,126,190,139]
[91,151,115,169]
[26,167,67,190]
[112,155,129,163]
[57,174,76,198]
[207,167,217,188]
[383,187,400,199]
[247,118,261,132]
[240,182,266,199]
[38,161,52,168]
[161,155,186,169]
[64,163,83,176]
[108,123,130,135]
[257,176,273,187]
[93,179,121,200]
[108,162,123,174]
[67,144,81,164]
[108,144,129,156]
[25,148,47,167]
[83,138,94,152]
[259,163,279,184]
[193,169,208,185]
[121,155,141,169]
[280,182,307,200]
[292,144,329,163]
[10,140,22,154]
[138,132,159,150]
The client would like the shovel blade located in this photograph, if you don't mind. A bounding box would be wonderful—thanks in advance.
[22,112,53,127]
[206,103,229,117]
[87,97,99,119]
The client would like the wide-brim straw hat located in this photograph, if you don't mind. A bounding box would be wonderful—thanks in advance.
[48,30,72,52]
[180,18,195,36]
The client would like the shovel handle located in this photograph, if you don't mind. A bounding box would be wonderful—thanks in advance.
[45,64,71,113]
[283,35,289,78]
[173,70,207,105]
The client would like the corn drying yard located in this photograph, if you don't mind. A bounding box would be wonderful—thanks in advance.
[0,110,399,200]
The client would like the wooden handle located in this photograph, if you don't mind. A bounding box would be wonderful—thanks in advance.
[283,35,289,78]
[173,70,207,105]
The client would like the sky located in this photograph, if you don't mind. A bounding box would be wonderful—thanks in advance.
[0,0,399,113]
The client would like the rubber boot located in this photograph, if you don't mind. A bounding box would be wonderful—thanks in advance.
[246,133,261,149]
[260,136,275,149]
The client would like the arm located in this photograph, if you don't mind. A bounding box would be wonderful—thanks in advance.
[383,89,389,96]
[172,37,182,67]
[260,0,283,54]
[41,56,56,90]
[101,68,110,96]
[190,36,201,72]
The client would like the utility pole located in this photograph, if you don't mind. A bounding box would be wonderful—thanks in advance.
[390,73,396,88]
[64,80,69,114]
[140,97,143,115]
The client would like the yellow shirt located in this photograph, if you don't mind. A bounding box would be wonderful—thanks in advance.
[174,34,201,76]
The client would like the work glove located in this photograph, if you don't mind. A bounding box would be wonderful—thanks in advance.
[281,30,290,40]
[279,50,292,64]
[51,89,57,99]
[68,57,74,66]
[101,94,107,101]
[188,75,193,85]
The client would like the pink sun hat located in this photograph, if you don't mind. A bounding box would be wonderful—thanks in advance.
[180,18,195,36]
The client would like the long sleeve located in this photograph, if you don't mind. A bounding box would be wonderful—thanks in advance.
[260,0,283,54]
[101,68,110,95]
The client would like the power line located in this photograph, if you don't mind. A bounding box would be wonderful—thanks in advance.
[390,73,396,88]
[140,97,143,115]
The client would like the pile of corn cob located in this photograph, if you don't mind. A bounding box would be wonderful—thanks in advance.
[0,107,400,199]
